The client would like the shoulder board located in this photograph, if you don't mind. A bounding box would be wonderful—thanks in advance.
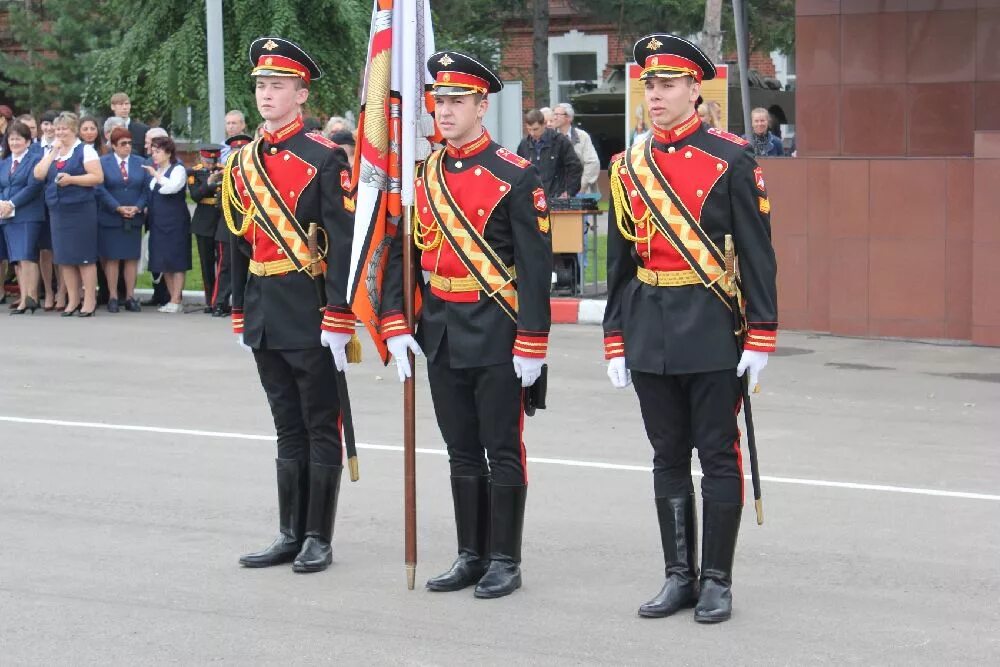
[610,151,626,165]
[305,133,340,150]
[706,127,749,147]
[192,163,204,171]
[495,147,530,169]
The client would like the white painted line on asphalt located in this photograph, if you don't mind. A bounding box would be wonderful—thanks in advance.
[3,415,999,502]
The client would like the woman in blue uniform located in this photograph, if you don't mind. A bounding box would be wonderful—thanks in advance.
[96,127,150,313]
[0,121,45,314]
[32,112,104,317]
[144,135,191,313]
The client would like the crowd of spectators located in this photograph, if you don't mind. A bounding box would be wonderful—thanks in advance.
[0,93,359,317]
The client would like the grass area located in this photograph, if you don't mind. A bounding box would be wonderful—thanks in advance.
[582,233,608,284]
[136,236,206,291]
[130,233,608,292]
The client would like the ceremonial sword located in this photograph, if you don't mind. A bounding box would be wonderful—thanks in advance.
[725,235,763,525]
[309,223,360,482]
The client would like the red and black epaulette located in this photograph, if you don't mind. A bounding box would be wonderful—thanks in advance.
[495,147,530,169]
[706,127,749,146]
[306,133,340,150]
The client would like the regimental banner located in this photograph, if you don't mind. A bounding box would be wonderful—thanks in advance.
[625,62,729,147]
[348,0,438,363]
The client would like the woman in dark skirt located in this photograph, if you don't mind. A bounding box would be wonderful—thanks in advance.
[0,121,45,313]
[96,127,151,312]
[144,135,191,313]
[32,112,104,317]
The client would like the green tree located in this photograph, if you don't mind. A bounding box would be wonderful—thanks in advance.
[567,0,794,62]
[0,0,116,114]
[430,0,524,70]
[83,0,370,137]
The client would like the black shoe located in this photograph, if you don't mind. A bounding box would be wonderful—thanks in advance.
[694,502,742,624]
[61,305,81,317]
[203,305,214,314]
[107,298,120,313]
[77,309,96,318]
[474,483,526,599]
[212,304,230,317]
[124,297,142,312]
[240,459,308,568]
[293,463,343,573]
[427,476,490,592]
[10,297,40,315]
[638,494,699,618]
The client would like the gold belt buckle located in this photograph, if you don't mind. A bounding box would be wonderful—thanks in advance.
[438,276,452,291]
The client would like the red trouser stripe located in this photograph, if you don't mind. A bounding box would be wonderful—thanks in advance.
[210,242,224,305]
[519,389,528,485]
[733,396,744,504]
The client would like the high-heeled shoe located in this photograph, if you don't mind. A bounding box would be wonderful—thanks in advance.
[61,305,81,317]
[10,297,40,315]
[77,309,97,318]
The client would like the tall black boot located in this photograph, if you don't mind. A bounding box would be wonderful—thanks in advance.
[474,483,526,599]
[638,494,699,617]
[427,475,490,592]
[694,502,742,623]
[293,463,343,573]
[239,458,306,567]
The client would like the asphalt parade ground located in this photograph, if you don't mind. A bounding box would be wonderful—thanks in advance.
[2,312,998,665]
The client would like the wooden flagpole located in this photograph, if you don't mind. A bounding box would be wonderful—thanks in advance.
[403,205,417,590]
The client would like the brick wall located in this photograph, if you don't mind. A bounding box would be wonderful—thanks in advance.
[502,3,777,110]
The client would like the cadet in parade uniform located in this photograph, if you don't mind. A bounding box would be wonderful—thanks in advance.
[222,37,356,574]
[603,35,777,622]
[188,146,223,313]
[380,52,552,599]
[212,134,253,317]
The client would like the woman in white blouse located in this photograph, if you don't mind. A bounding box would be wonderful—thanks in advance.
[144,136,191,313]
[32,112,104,317]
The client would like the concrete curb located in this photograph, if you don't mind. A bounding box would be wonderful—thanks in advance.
[551,297,605,324]
[134,288,207,305]
[132,290,610,324]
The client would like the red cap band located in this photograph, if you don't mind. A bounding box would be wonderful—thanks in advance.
[433,70,488,93]
[253,54,310,84]
[641,54,703,82]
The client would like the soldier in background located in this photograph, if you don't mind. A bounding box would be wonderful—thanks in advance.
[188,146,223,313]
[212,134,252,316]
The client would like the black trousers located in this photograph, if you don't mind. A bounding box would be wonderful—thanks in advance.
[212,241,232,308]
[631,369,744,505]
[194,234,216,304]
[426,338,526,486]
[253,347,343,465]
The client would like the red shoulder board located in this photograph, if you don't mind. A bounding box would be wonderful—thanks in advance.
[306,133,340,150]
[707,127,749,146]
[611,151,626,164]
[496,147,530,169]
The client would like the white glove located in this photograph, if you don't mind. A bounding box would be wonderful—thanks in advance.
[736,350,769,390]
[320,331,353,372]
[386,334,423,383]
[607,356,631,388]
[512,356,544,388]
[236,334,252,352]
